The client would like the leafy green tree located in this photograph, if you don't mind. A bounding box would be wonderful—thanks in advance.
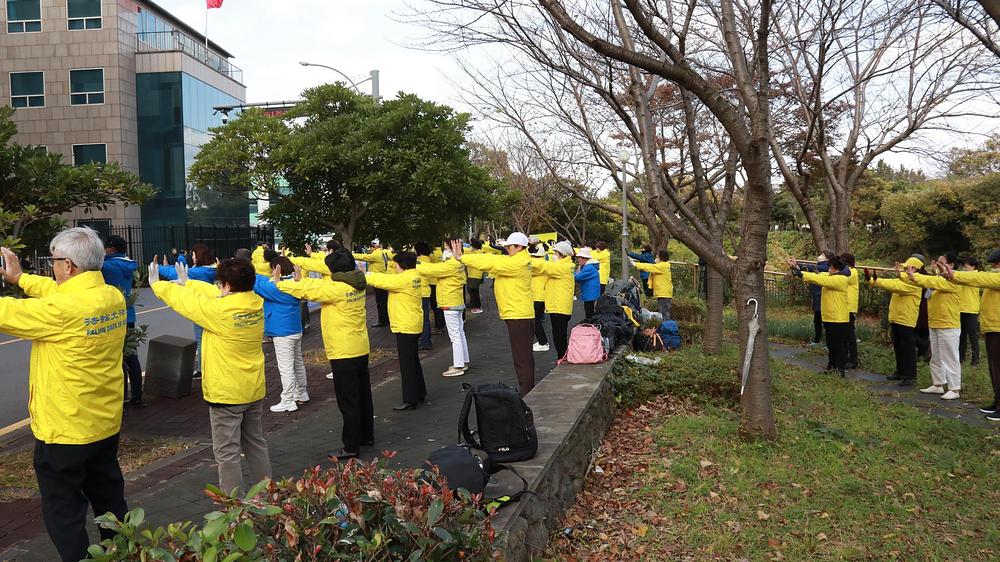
[189,85,505,248]
[0,106,156,249]
[948,134,1000,178]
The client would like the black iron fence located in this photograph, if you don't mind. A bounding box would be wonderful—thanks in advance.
[89,223,275,267]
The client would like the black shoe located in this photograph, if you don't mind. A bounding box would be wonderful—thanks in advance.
[328,449,358,460]
[845,362,858,370]
[417,345,432,351]
[898,378,915,387]
[886,373,903,381]
[393,403,418,411]
[130,399,147,408]
[986,412,1000,422]
[362,440,375,447]
[192,370,202,379]
[979,403,998,414]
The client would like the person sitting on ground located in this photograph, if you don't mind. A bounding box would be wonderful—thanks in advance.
[867,257,924,387]
[529,241,551,353]
[532,241,576,359]
[574,247,601,319]
[101,234,143,407]
[416,242,470,377]
[631,249,673,320]
[789,255,851,377]
[254,255,308,413]
[149,257,271,493]
[366,251,428,410]
[0,230,129,562]
[627,244,655,297]
[278,248,373,458]
[902,253,963,400]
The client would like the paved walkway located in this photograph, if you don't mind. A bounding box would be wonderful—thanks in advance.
[0,286,564,561]
[771,343,994,430]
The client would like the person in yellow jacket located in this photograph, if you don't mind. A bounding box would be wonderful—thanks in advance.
[789,256,851,376]
[450,232,536,397]
[277,248,373,459]
[941,249,1000,420]
[0,230,129,562]
[464,238,488,313]
[367,251,428,410]
[866,256,924,387]
[417,247,469,377]
[354,239,394,328]
[529,243,551,353]
[901,254,963,399]
[290,240,338,279]
[592,241,612,292]
[842,253,861,369]
[414,242,437,350]
[956,257,982,366]
[251,244,275,276]
[150,257,272,493]
[631,250,673,319]
[531,241,576,359]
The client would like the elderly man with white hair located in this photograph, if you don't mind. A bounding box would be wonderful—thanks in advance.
[0,227,129,562]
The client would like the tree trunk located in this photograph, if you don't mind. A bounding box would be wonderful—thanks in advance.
[733,266,776,441]
[703,263,725,354]
[832,191,851,253]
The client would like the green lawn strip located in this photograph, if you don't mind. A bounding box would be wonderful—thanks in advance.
[858,341,993,406]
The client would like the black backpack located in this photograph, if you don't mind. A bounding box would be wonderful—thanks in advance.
[590,312,637,349]
[425,444,531,509]
[595,293,625,315]
[459,383,538,463]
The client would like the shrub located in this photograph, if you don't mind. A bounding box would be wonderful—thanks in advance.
[85,453,496,561]
[610,346,739,408]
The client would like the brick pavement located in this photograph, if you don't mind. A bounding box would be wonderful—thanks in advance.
[0,285,568,561]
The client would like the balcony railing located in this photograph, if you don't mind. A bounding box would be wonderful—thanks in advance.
[136,31,244,84]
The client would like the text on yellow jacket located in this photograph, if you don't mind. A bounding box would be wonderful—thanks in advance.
[902,273,960,329]
[802,271,850,323]
[530,256,548,302]
[152,280,266,405]
[871,277,923,328]
[0,272,126,445]
[531,256,576,315]
[951,270,1000,333]
[277,277,369,359]
[634,261,673,299]
[416,260,467,308]
[592,248,611,285]
[366,269,424,334]
[460,250,534,320]
[353,249,395,275]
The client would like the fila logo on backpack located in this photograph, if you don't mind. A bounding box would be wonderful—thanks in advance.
[561,323,607,364]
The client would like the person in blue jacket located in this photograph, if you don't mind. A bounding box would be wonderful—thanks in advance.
[627,244,655,297]
[158,243,217,373]
[101,235,143,406]
[798,251,831,347]
[253,255,307,413]
[575,247,601,319]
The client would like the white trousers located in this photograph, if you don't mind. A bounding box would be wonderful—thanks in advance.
[929,328,961,390]
[444,310,470,368]
[273,333,308,403]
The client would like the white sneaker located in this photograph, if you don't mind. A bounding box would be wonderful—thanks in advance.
[442,366,466,377]
[325,372,334,380]
[940,390,961,400]
[919,385,945,394]
[270,401,298,413]
[295,394,310,403]
[532,343,550,352]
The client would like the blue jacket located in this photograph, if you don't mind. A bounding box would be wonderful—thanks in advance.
[158,264,217,284]
[799,261,829,311]
[575,263,601,301]
[627,250,655,280]
[253,274,303,337]
[177,254,187,266]
[101,253,139,323]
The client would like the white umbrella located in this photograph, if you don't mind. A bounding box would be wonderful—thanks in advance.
[740,298,760,396]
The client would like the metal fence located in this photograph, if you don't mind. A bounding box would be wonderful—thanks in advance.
[103,224,275,266]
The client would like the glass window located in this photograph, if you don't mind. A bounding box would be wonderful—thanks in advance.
[6,0,41,32]
[67,0,100,30]
[69,68,104,105]
[10,71,44,108]
[73,144,107,165]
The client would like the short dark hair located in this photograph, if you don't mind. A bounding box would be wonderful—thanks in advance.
[828,256,846,271]
[595,241,608,250]
[216,258,255,292]
[325,239,341,252]
[413,242,431,257]
[944,252,959,266]
[641,244,652,253]
[964,256,979,268]
[657,249,670,261]
[325,248,356,274]
[469,238,483,250]
[394,251,417,270]
[191,243,213,267]
[263,248,279,263]
[103,235,128,253]
[234,248,252,261]
[840,253,856,267]
[270,256,294,276]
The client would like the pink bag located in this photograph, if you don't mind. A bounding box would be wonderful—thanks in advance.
[560,324,607,365]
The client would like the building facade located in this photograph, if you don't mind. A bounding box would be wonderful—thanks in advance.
[0,0,247,228]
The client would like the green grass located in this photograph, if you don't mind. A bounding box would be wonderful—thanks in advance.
[546,347,1000,560]
[858,340,993,406]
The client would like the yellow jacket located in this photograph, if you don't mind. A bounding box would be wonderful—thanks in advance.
[958,284,981,314]
[846,268,859,314]
[871,277,923,328]
[416,260,467,308]
[461,250,534,320]
[464,248,486,280]
[290,254,330,279]
[250,247,272,276]
[0,272,125,445]
[902,273,960,329]
[354,249,395,275]
[531,256,576,315]
[802,271,849,323]
[592,249,611,285]
[952,271,1000,333]
[530,256,548,302]
[635,262,673,299]
[367,269,424,334]
[152,280,266,405]
[416,255,433,297]
[278,278,369,359]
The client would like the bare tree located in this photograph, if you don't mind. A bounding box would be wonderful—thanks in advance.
[931,0,1000,57]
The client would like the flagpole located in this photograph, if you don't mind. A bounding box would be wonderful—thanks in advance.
[204,2,209,50]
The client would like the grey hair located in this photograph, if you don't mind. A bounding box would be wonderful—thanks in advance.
[49,227,106,272]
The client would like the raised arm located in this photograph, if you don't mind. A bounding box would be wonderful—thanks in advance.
[873,278,923,295]
[276,278,341,304]
[902,272,959,292]
[0,294,67,340]
[952,271,1000,289]
[16,273,58,299]
[150,281,229,333]
[365,271,415,291]
[802,271,848,290]
[255,275,299,304]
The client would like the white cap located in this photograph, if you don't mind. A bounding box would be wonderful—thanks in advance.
[371,238,380,246]
[553,241,574,258]
[528,235,540,244]
[505,232,529,247]
[576,247,593,259]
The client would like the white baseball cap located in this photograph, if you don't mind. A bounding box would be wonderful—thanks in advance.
[576,247,593,259]
[371,238,380,246]
[553,241,574,257]
[505,232,529,247]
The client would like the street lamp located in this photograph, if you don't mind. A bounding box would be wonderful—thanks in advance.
[299,61,380,99]
[618,147,632,280]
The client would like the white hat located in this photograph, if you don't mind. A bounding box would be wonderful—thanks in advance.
[553,241,574,257]
[576,247,593,260]
[505,232,529,247]
[528,235,540,244]
[371,238,380,246]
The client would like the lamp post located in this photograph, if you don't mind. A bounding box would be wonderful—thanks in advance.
[618,147,632,281]
[299,62,380,99]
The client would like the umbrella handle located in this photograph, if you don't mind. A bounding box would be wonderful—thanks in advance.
[746,298,758,318]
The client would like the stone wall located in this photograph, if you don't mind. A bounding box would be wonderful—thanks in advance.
[491,350,620,561]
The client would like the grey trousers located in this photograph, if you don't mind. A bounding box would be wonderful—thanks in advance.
[658,298,672,320]
[209,400,272,494]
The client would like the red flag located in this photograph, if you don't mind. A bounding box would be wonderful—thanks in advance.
[207,0,224,8]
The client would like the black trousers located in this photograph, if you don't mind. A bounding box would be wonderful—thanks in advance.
[915,326,930,361]
[891,322,917,381]
[395,333,427,405]
[123,322,142,402]
[584,300,596,319]
[34,433,128,562]
[429,285,445,329]
[959,312,980,364]
[985,332,1000,404]
[533,301,549,346]
[824,321,849,370]
[467,279,482,309]
[847,313,858,367]
[600,283,606,294]
[506,318,536,397]
[330,356,374,453]
[374,288,390,325]
[813,310,823,343]
[641,277,652,297]
[550,313,571,360]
